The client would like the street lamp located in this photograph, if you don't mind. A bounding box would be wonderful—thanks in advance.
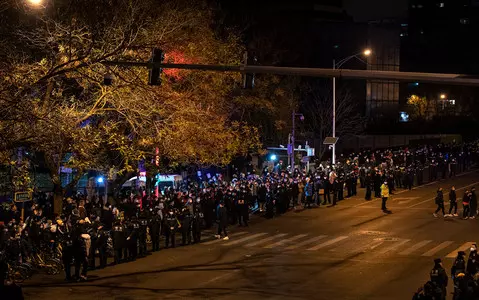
[332,48,371,166]
[290,111,304,173]
[440,94,446,99]
[27,0,43,6]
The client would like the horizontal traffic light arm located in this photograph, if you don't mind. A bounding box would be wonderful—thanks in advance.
[101,60,479,86]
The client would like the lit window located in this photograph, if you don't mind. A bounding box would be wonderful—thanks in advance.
[460,18,470,24]
[449,100,456,105]
[439,2,444,7]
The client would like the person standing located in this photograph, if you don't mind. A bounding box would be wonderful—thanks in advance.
[380,181,389,212]
[215,202,229,240]
[304,178,313,208]
[430,258,448,300]
[463,190,471,220]
[164,210,178,248]
[470,187,477,219]
[95,224,108,269]
[149,212,161,252]
[447,186,458,217]
[112,219,126,264]
[365,173,372,201]
[433,188,445,218]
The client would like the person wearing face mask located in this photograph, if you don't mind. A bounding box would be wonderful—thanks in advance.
[192,198,202,243]
[164,210,178,248]
[447,186,458,217]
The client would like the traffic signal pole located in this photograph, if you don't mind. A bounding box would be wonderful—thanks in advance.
[102,60,479,86]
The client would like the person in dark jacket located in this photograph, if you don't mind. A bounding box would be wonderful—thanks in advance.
[215,202,229,240]
[448,186,458,217]
[451,251,466,278]
[95,224,108,269]
[180,208,192,246]
[470,187,477,219]
[430,258,448,300]
[149,213,161,252]
[112,220,126,264]
[433,188,445,218]
[164,210,178,248]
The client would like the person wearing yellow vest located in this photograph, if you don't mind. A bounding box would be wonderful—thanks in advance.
[380,181,389,212]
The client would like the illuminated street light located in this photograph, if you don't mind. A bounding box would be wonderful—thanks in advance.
[27,0,43,6]
[440,94,447,99]
[97,176,104,184]
[363,49,372,56]
[270,154,278,161]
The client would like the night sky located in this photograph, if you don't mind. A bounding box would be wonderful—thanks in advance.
[344,0,408,21]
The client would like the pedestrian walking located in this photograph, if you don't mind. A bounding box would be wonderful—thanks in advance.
[470,187,477,219]
[433,188,445,218]
[463,190,471,220]
[215,202,229,240]
[380,181,389,212]
[447,186,458,217]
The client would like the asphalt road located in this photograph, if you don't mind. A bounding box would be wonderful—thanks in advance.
[22,169,479,300]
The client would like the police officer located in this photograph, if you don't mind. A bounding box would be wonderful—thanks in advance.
[126,216,139,261]
[192,199,202,243]
[138,211,148,257]
[112,219,126,264]
[95,224,108,269]
[72,219,89,281]
[237,196,248,227]
[451,251,466,279]
[164,210,178,248]
[58,219,74,281]
[149,211,161,252]
[180,208,192,246]
[430,258,448,300]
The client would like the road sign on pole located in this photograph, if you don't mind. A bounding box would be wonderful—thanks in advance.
[14,192,32,203]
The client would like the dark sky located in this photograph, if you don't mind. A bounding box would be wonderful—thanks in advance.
[343,0,409,22]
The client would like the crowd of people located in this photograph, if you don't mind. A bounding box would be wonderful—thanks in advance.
[414,246,479,300]
[0,141,477,293]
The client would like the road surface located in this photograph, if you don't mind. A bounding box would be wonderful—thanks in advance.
[23,170,479,300]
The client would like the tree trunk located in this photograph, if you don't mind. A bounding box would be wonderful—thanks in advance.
[53,183,63,215]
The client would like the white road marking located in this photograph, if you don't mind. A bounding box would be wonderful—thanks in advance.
[263,234,308,249]
[285,235,328,250]
[378,239,410,254]
[446,242,475,258]
[307,236,348,251]
[223,233,268,246]
[202,231,248,245]
[421,241,454,257]
[244,233,288,247]
[399,240,432,255]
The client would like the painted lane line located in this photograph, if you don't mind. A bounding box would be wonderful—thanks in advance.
[285,235,328,250]
[378,239,410,254]
[223,233,268,246]
[399,240,432,255]
[307,236,349,251]
[421,241,454,257]
[202,231,248,245]
[244,233,288,247]
[263,234,308,249]
[446,242,475,258]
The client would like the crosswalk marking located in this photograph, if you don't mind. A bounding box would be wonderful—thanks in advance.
[307,236,348,251]
[446,242,475,258]
[223,233,268,246]
[202,231,248,245]
[422,241,454,257]
[285,235,327,250]
[244,233,288,247]
[263,234,308,249]
[378,239,410,254]
[399,240,432,255]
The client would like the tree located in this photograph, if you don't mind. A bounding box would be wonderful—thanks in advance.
[0,0,261,213]
[407,94,429,120]
[302,84,365,160]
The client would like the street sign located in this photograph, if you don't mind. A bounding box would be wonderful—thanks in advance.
[14,192,32,203]
[323,137,339,145]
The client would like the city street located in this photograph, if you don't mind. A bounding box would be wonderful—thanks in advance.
[23,170,479,300]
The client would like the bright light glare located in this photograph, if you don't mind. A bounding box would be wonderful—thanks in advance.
[97,177,104,183]
[440,94,446,99]
[28,0,43,5]
[363,49,372,56]
[270,154,278,161]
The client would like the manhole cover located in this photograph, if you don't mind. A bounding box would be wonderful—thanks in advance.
[374,237,400,242]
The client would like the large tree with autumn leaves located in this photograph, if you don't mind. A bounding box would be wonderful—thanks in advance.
[0,0,261,213]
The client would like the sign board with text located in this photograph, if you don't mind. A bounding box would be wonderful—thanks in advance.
[14,192,32,203]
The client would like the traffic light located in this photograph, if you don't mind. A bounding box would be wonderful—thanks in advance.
[243,51,257,89]
[148,48,164,86]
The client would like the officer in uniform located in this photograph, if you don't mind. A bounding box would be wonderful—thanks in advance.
[138,211,149,257]
[72,219,89,281]
[95,223,108,269]
[126,216,139,261]
[180,208,192,246]
[451,251,466,279]
[237,194,248,227]
[58,220,74,281]
[112,219,126,264]
[430,258,448,300]
[164,210,178,248]
[149,210,161,252]
[192,199,203,243]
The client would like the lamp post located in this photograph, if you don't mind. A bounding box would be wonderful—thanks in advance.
[290,111,304,174]
[332,48,371,166]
